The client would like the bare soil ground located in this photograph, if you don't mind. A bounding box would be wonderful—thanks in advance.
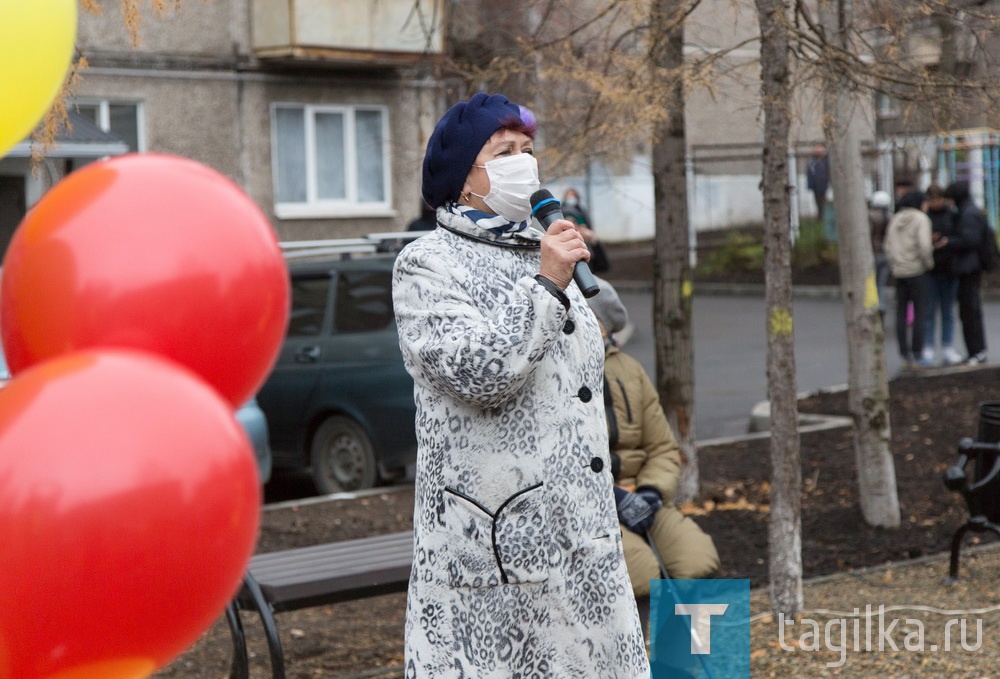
[153,365,1000,678]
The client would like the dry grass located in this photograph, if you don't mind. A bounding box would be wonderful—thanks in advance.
[748,544,1000,677]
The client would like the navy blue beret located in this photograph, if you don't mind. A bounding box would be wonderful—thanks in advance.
[422,93,522,209]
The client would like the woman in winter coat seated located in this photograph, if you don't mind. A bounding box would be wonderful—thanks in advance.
[587,278,720,601]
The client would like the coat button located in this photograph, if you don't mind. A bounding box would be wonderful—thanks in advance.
[577,386,592,402]
[563,320,575,334]
[590,456,604,473]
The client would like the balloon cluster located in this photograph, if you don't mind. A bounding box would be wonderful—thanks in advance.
[0,6,291,678]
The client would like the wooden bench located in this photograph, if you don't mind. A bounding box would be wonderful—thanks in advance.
[225,531,414,679]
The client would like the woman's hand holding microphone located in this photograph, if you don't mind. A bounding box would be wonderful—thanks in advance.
[538,219,590,290]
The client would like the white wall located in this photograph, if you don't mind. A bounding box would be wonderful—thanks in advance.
[547,156,822,243]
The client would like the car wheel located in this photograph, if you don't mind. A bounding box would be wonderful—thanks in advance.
[310,415,378,494]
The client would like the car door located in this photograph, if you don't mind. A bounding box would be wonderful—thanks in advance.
[258,270,335,463]
[320,265,416,470]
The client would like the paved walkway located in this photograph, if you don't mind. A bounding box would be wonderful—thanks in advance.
[613,284,1000,441]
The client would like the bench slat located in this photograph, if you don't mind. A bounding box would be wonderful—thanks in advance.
[251,533,412,568]
[250,534,412,580]
[252,549,413,585]
[238,531,413,613]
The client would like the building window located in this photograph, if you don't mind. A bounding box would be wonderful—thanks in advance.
[272,104,391,219]
[875,92,899,118]
[73,100,143,152]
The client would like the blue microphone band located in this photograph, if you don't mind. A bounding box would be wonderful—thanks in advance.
[530,197,560,216]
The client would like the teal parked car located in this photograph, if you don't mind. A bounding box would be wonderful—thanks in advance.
[257,253,417,494]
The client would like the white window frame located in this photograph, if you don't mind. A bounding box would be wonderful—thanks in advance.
[271,104,394,220]
[875,92,899,119]
[72,99,145,152]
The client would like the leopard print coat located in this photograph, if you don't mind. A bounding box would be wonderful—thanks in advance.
[392,208,649,678]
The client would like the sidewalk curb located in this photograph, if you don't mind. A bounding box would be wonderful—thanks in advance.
[697,410,853,449]
[607,280,842,299]
[746,400,852,434]
[737,364,995,437]
[754,540,1000,596]
[264,484,412,512]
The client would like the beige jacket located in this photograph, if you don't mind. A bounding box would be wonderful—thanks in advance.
[884,207,934,278]
[604,344,682,501]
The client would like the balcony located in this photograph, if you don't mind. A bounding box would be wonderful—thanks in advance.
[251,0,444,67]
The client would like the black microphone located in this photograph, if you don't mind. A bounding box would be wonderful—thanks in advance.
[530,189,600,298]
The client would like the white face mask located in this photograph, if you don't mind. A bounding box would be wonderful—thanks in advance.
[470,153,540,222]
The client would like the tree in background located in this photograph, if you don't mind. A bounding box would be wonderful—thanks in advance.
[817,0,901,529]
[649,0,700,503]
[755,0,803,618]
[789,0,1000,529]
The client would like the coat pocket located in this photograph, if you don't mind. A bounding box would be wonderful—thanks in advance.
[441,482,550,588]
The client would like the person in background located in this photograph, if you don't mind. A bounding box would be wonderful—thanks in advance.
[562,187,592,229]
[922,184,963,366]
[561,187,610,273]
[942,180,990,365]
[883,189,934,367]
[807,145,830,218]
[588,277,719,633]
[894,177,915,205]
[868,190,892,321]
[392,93,648,678]
[406,203,437,231]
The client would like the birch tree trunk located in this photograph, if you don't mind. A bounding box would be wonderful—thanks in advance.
[819,0,901,528]
[755,0,803,618]
[649,0,698,504]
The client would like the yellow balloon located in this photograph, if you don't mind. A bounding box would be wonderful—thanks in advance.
[0,0,78,157]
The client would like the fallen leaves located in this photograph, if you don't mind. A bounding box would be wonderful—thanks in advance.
[682,496,771,515]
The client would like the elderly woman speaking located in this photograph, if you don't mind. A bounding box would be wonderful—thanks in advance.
[392,93,649,677]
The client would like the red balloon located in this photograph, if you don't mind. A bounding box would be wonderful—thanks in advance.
[0,153,290,407]
[0,349,261,678]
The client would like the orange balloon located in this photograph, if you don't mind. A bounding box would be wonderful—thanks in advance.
[46,659,156,679]
[0,154,290,407]
[0,349,261,678]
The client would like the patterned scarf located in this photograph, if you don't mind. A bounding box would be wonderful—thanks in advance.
[445,202,530,239]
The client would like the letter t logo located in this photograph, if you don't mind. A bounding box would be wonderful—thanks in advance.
[675,603,729,654]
